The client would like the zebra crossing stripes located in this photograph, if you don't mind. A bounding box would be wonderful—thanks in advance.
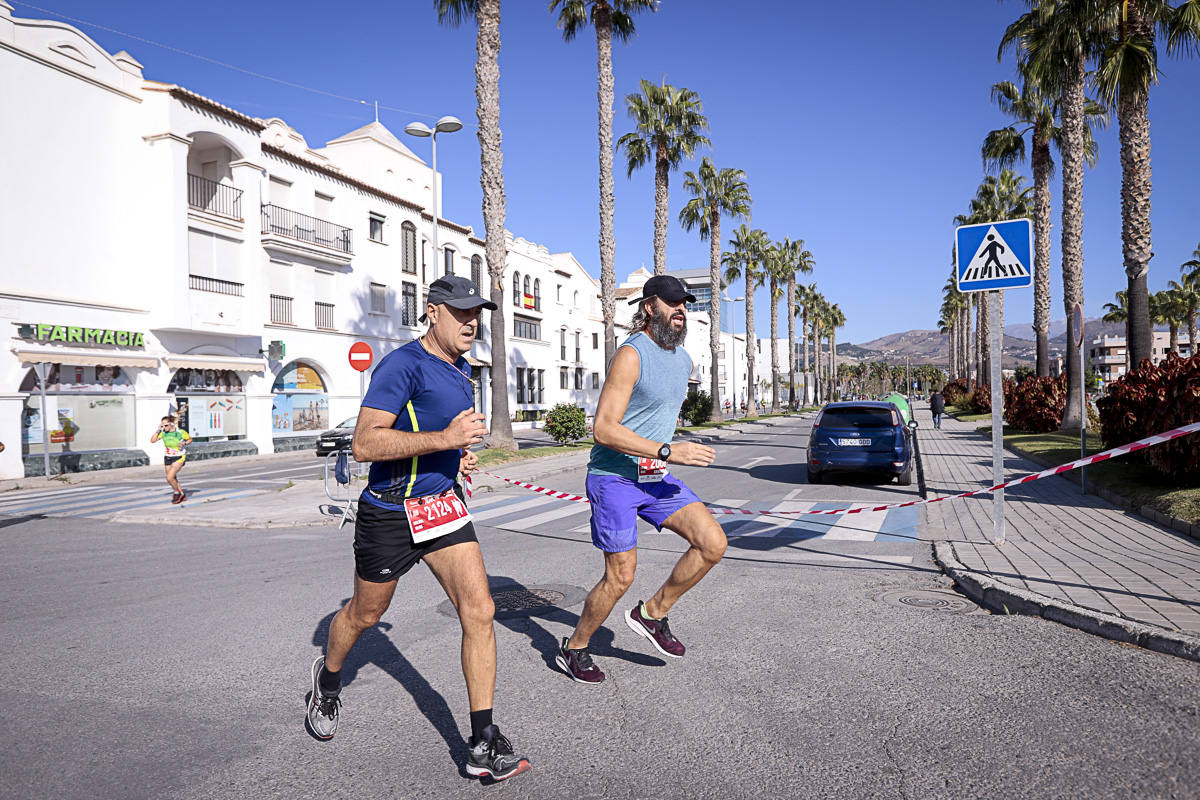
[0,484,267,519]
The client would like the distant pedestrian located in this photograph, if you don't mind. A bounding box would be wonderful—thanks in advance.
[150,416,190,503]
[930,390,945,430]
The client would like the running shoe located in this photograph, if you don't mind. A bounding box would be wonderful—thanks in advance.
[625,601,685,658]
[555,636,605,684]
[171,492,180,504]
[466,724,531,781]
[306,656,340,740]
[172,492,185,505]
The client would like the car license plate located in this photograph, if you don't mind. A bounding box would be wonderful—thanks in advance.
[836,438,870,446]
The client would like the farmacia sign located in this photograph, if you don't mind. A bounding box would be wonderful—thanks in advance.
[17,323,146,348]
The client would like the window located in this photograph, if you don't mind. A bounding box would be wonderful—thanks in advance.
[512,272,521,307]
[370,282,386,313]
[537,370,545,404]
[574,332,581,362]
[574,368,584,390]
[533,279,541,311]
[421,239,428,282]
[573,290,579,307]
[516,369,526,404]
[315,302,335,330]
[401,282,417,327]
[513,314,540,340]
[523,275,532,309]
[556,284,562,303]
[444,248,454,276]
[471,255,482,289]
[593,332,599,350]
[270,294,293,325]
[369,213,385,243]
[591,372,599,389]
[560,367,569,389]
[685,286,712,314]
[560,329,567,360]
[401,223,417,272]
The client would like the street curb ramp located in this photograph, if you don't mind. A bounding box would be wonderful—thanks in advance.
[932,540,1200,663]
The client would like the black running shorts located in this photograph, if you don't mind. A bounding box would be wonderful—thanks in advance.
[353,495,478,583]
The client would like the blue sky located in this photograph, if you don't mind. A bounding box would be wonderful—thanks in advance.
[20,0,1200,345]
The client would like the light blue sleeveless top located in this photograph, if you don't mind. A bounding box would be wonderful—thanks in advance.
[588,331,693,479]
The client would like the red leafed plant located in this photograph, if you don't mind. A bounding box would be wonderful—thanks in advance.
[943,378,969,407]
[1004,375,1068,433]
[968,385,992,414]
[1097,353,1200,481]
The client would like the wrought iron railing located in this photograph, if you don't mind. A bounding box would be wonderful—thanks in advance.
[315,302,335,330]
[187,174,243,220]
[189,274,244,296]
[261,204,352,254]
[270,294,293,325]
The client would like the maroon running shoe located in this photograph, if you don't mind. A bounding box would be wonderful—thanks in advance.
[625,601,685,658]
[555,637,605,684]
[172,492,185,505]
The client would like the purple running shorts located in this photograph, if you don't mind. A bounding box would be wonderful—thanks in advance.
[585,472,703,553]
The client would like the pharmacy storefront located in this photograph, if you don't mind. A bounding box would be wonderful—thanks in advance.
[270,359,330,450]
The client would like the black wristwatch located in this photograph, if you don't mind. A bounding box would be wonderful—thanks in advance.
[657,443,671,461]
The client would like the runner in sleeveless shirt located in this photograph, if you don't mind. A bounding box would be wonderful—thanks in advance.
[150,415,191,504]
[304,276,530,782]
[556,275,727,684]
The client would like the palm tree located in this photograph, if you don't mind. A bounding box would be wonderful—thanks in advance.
[1102,288,1131,374]
[785,241,815,408]
[983,74,1105,376]
[795,282,819,404]
[1153,289,1186,354]
[1095,0,1200,368]
[618,79,711,275]
[437,0,516,449]
[764,240,792,413]
[1170,263,1200,357]
[551,0,658,370]
[827,303,846,402]
[679,157,752,408]
[722,225,767,416]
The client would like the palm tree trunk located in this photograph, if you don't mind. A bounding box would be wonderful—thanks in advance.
[595,7,617,371]
[769,275,780,413]
[802,309,810,404]
[653,142,669,275]
[786,273,796,408]
[1033,136,1053,377]
[1188,305,1198,360]
[1169,323,1179,354]
[830,329,837,401]
[1060,53,1087,429]
[708,207,722,410]
[1120,8,1155,370]
[811,324,820,404]
[476,0,515,450]
[744,272,756,417]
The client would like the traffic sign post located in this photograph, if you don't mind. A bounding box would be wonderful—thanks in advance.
[348,341,374,403]
[956,218,1034,546]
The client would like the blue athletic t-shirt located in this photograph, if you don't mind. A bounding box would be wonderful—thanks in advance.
[359,339,474,511]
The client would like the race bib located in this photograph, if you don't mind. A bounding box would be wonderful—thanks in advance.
[404,488,472,544]
[637,457,667,483]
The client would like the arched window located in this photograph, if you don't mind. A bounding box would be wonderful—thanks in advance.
[401,222,417,275]
[523,276,531,309]
[512,272,521,307]
[444,247,454,276]
[533,279,541,311]
[471,255,482,289]
[573,290,579,307]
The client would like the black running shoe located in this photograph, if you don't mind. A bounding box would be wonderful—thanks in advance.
[466,724,531,781]
[306,656,340,740]
[555,636,605,684]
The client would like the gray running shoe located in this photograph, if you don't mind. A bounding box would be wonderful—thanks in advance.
[306,656,340,740]
[466,725,531,781]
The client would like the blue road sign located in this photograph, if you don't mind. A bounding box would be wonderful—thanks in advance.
[955,218,1033,292]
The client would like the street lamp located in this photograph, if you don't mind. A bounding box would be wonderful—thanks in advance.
[722,293,744,419]
[404,116,462,281]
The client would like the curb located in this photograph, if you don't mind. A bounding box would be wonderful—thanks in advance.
[107,512,335,529]
[932,540,1200,663]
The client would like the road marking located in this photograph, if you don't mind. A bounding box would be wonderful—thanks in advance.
[496,501,590,531]
[0,487,145,516]
[0,484,117,505]
[738,456,776,469]
[74,488,267,518]
[469,497,548,523]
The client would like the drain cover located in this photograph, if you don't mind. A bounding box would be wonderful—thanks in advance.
[492,588,565,612]
[877,589,976,613]
[437,583,585,618]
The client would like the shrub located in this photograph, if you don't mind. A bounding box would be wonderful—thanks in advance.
[943,378,969,407]
[968,384,992,415]
[680,390,714,426]
[544,403,588,444]
[1097,353,1200,481]
[1013,366,1036,384]
[1005,375,1068,432]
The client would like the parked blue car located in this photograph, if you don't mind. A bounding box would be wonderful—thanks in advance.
[806,401,918,485]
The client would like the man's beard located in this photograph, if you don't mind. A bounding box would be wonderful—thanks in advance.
[648,307,687,348]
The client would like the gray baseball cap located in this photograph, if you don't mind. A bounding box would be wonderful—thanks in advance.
[419,275,497,322]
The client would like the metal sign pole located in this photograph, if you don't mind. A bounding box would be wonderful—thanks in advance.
[37,362,50,479]
[360,370,366,405]
[990,290,1005,545]
[1080,326,1087,495]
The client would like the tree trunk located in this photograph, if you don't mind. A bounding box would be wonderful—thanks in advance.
[708,207,722,411]
[653,142,669,275]
[1060,53,1087,429]
[830,329,837,402]
[475,0,515,450]
[769,275,780,413]
[802,309,810,404]
[786,273,796,408]
[1120,8,1155,369]
[1169,323,1179,354]
[1032,136,1053,377]
[744,271,756,417]
[1188,305,1198,360]
[811,324,820,404]
[595,9,617,371]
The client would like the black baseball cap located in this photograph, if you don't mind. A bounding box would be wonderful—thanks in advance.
[420,275,497,322]
[627,274,697,305]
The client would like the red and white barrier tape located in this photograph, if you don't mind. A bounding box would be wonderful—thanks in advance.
[467,421,1200,517]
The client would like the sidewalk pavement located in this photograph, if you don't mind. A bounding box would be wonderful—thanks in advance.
[918,404,1200,661]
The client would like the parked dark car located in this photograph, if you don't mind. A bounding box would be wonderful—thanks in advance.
[807,401,917,485]
[315,416,357,456]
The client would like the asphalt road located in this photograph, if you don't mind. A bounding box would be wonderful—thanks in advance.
[2,416,1196,799]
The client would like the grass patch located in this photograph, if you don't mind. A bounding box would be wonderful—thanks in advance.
[476,440,593,468]
[978,426,1200,526]
[957,412,992,422]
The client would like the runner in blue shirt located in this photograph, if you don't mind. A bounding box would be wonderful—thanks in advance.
[305,275,530,782]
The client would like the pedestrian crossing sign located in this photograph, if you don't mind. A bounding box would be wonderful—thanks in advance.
[955,218,1033,292]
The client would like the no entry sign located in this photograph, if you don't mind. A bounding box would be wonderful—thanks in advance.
[348,341,374,372]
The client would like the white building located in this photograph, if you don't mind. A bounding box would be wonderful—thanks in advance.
[1089,331,1194,383]
[0,4,603,478]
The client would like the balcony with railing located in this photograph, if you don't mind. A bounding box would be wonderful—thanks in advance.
[189,274,244,296]
[188,174,243,221]
[270,295,294,325]
[261,204,353,264]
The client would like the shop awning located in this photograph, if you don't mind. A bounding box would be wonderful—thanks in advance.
[464,355,490,368]
[164,354,266,372]
[12,346,159,368]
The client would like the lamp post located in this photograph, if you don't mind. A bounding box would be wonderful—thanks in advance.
[723,293,744,419]
[404,116,462,280]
